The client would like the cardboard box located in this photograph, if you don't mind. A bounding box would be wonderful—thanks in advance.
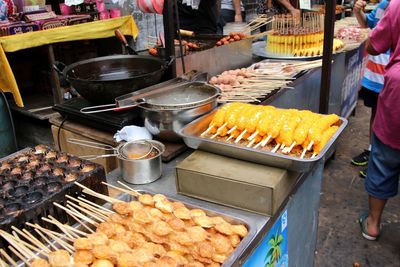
[176,151,297,216]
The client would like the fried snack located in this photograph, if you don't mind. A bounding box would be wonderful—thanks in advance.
[31,258,51,267]
[215,223,234,235]
[155,199,174,213]
[210,234,232,254]
[91,259,114,267]
[87,232,109,246]
[187,226,209,243]
[114,231,144,248]
[229,234,241,247]
[142,242,167,257]
[112,202,132,215]
[167,217,186,231]
[190,209,207,218]
[210,216,227,225]
[231,225,248,238]
[129,201,144,211]
[74,238,93,250]
[212,254,227,264]
[148,207,165,220]
[131,248,156,263]
[187,262,206,267]
[138,194,155,206]
[73,263,88,267]
[165,251,189,265]
[108,213,128,225]
[309,114,340,144]
[197,242,216,259]
[174,206,191,220]
[134,209,153,224]
[74,250,94,265]
[153,194,167,203]
[109,239,131,254]
[171,231,194,246]
[48,250,70,267]
[313,126,339,154]
[92,245,118,263]
[116,252,137,267]
[152,221,173,236]
[193,216,215,228]
[171,201,186,210]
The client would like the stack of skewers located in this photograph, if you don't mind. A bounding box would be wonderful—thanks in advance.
[0,182,248,267]
[266,12,344,57]
[201,103,341,159]
[209,59,323,103]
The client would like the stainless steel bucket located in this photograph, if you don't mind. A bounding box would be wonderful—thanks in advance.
[118,140,165,184]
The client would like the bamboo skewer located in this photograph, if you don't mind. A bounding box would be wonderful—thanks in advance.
[77,196,114,214]
[67,195,113,216]
[50,204,98,229]
[20,227,52,253]
[75,182,122,203]
[10,228,49,257]
[45,215,87,237]
[67,200,106,222]
[101,181,141,199]
[65,209,95,234]
[117,181,142,197]
[26,222,74,242]
[33,228,58,251]
[0,230,36,258]
[8,246,30,265]
[42,217,80,239]
[0,258,7,267]
[0,249,18,267]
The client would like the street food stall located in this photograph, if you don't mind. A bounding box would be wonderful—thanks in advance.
[0,0,369,266]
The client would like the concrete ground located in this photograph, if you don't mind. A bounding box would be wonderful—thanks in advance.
[315,100,400,267]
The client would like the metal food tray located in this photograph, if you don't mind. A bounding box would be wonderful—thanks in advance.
[179,110,348,172]
[15,190,258,267]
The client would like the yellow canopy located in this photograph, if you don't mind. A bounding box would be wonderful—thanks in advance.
[0,16,139,107]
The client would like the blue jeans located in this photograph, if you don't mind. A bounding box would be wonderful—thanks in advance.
[365,134,400,199]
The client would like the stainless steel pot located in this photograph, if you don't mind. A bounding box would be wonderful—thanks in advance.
[118,140,165,184]
[80,81,220,142]
[142,100,217,142]
[67,138,165,184]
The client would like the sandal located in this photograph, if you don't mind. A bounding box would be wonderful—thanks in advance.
[359,212,379,241]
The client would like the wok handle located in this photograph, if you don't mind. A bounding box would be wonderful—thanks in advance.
[67,138,116,151]
[115,29,138,55]
[80,102,143,114]
[53,61,67,76]
[115,29,129,45]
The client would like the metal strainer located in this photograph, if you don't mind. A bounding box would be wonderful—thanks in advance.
[119,140,154,160]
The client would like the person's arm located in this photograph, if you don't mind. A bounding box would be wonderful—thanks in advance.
[233,0,243,22]
[276,0,300,18]
[353,0,368,28]
[366,39,380,55]
[367,2,392,56]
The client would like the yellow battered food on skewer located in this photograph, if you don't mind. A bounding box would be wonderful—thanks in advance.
[307,114,340,149]
[313,126,339,154]
[203,104,342,158]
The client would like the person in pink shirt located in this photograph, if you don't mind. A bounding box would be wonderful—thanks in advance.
[360,0,400,241]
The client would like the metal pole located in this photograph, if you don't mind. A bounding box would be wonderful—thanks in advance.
[319,0,336,114]
[163,0,176,78]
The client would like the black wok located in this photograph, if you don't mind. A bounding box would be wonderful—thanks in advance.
[54,55,169,104]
